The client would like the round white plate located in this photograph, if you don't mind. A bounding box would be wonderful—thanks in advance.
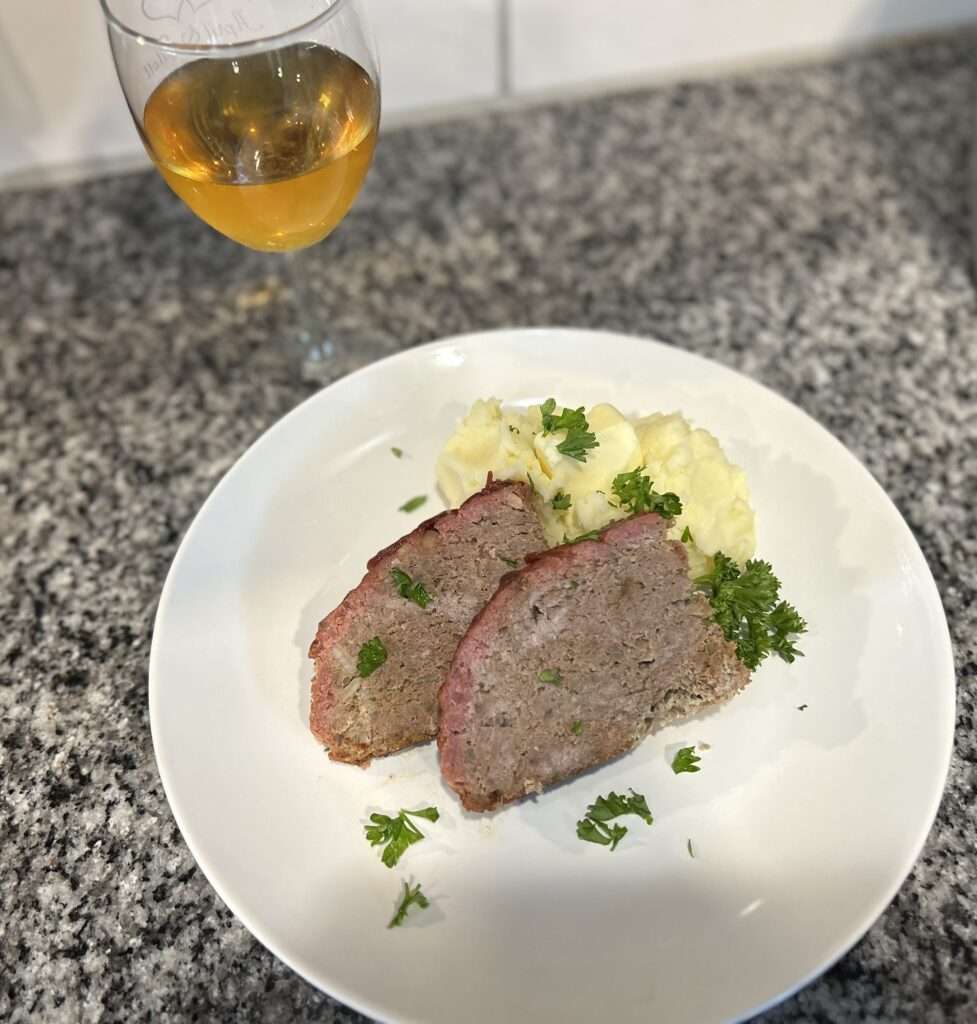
[150,328,954,1024]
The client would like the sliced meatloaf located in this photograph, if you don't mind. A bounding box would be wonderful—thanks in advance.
[309,479,546,765]
[438,513,749,811]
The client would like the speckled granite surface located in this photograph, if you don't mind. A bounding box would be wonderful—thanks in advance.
[2,32,976,1024]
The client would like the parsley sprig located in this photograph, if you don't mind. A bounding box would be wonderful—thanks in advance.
[611,467,682,519]
[388,881,429,928]
[365,807,440,868]
[695,553,807,670]
[551,490,572,511]
[539,398,599,462]
[671,746,701,774]
[576,789,654,851]
[391,568,432,608]
[356,637,387,677]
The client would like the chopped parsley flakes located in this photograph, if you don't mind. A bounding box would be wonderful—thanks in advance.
[551,490,572,511]
[356,637,387,677]
[391,568,432,608]
[398,495,427,513]
[538,668,562,686]
[564,529,602,545]
[576,789,654,851]
[671,746,701,774]
[388,880,429,928]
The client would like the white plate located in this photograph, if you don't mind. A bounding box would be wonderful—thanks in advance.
[150,328,954,1024]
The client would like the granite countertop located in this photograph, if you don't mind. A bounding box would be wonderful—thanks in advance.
[2,32,976,1024]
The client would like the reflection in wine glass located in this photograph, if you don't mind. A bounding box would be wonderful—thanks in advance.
[100,0,380,372]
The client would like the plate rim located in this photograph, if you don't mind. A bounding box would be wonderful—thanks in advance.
[148,326,956,1024]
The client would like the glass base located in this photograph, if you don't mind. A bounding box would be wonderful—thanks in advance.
[300,335,337,385]
[241,252,389,389]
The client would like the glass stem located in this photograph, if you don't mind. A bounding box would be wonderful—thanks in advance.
[282,247,334,381]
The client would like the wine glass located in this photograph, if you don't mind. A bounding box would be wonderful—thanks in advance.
[100,0,380,377]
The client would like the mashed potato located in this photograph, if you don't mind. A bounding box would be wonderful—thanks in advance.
[437,398,755,575]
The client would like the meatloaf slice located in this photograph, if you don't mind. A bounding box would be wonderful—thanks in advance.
[438,513,749,811]
[309,479,546,765]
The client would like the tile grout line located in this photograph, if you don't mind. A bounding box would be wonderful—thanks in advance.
[497,0,512,98]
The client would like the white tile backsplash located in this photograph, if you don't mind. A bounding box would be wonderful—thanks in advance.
[0,5,140,182]
[367,0,499,114]
[509,0,977,93]
[1,0,976,185]
[0,0,499,185]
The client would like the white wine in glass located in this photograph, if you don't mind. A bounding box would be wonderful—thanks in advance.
[101,0,381,365]
[142,42,378,251]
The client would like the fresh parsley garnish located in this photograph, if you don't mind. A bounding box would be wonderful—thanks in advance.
[570,719,584,736]
[499,555,519,568]
[687,838,695,858]
[356,637,387,677]
[391,446,404,458]
[589,790,654,825]
[797,703,809,711]
[365,806,440,868]
[539,398,599,462]
[694,553,807,670]
[551,490,572,511]
[399,495,427,513]
[577,818,628,851]
[538,668,562,686]
[611,467,682,519]
[387,880,429,928]
[576,789,653,851]
[672,746,701,774]
[391,568,432,608]
[681,525,693,543]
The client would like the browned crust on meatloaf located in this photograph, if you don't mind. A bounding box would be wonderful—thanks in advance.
[438,513,750,810]
[309,479,547,765]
